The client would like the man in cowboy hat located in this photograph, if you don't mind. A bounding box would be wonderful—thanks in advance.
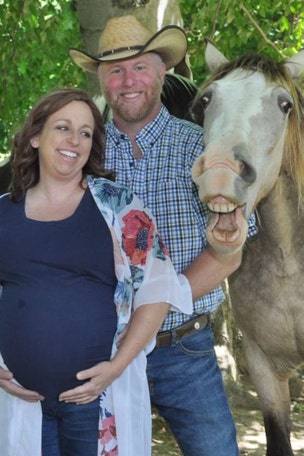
[68,15,257,455]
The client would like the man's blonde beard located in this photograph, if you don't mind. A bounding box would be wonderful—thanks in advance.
[101,78,164,124]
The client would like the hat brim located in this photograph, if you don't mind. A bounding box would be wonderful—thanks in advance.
[69,25,187,74]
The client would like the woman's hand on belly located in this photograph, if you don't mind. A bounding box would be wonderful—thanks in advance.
[0,366,45,402]
[59,360,117,405]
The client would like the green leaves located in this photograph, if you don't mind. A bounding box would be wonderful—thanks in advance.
[180,0,304,84]
[0,0,86,154]
[1,0,304,155]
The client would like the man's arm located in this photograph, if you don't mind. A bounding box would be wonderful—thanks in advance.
[182,245,242,301]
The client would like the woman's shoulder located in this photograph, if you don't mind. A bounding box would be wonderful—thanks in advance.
[0,193,17,217]
[0,193,11,205]
[87,176,133,194]
[87,176,141,212]
[0,192,10,198]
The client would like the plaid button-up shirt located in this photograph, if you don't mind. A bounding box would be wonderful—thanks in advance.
[105,106,257,331]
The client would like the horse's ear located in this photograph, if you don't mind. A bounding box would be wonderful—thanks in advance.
[284,49,304,79]
[204,38,229,72]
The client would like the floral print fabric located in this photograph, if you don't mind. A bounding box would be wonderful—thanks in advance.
[0,177,192,456]
[87,177,191,455]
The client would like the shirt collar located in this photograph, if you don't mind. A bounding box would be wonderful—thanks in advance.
[106,105,170,147]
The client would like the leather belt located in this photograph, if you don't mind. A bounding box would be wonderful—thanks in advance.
[156,314,209,348]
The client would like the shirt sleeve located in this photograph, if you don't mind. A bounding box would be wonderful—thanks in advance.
[247,211,259,237]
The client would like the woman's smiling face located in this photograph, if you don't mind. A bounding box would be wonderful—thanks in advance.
[30,100,95,182]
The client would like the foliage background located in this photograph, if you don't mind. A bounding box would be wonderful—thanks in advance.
[0,0,84,154]
[1,0,304,155]
[181,0,304,85]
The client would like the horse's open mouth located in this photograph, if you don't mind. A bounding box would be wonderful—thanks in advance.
[206,202,247,253]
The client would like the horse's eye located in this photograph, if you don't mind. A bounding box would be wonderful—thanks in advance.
[190,89,213,125]
[200,90,212,109]
[278,95,293,114]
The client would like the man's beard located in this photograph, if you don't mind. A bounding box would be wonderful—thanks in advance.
[114,98,156,122]
[103,81,163,123]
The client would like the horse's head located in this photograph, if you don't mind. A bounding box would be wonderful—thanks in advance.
[192,41,304,255]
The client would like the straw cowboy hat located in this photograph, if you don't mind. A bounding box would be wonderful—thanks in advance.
[69,15,188,74]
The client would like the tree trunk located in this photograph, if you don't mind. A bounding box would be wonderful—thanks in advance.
[212,280,244,382]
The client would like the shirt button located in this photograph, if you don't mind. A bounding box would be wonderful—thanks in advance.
[194,322,200,330]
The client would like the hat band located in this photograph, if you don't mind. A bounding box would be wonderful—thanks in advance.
[98,45,144,58]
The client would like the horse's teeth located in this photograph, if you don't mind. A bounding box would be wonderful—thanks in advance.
[208,202,237,213]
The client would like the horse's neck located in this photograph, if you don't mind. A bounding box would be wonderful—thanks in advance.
[256,171,302,255]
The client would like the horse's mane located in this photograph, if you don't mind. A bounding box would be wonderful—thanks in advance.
[193,53,304,202]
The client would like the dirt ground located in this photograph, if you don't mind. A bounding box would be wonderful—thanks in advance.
[151,375,304,456]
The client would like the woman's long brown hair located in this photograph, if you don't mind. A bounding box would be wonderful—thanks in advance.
[9,87,115,201]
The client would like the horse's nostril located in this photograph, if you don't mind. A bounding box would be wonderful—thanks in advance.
[234,146,256,185]
[240,160,257,185]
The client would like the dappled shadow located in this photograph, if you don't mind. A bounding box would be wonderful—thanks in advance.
[235,406,304,456]
[151,376,304,456]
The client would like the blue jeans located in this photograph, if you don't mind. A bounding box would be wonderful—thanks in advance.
[147,323,239,456]
[41,397,99,456]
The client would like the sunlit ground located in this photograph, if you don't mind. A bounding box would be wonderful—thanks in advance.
[152,383,304,456]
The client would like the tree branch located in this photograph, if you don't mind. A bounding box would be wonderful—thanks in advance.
[211,0,223,38]
[239,3,282,56]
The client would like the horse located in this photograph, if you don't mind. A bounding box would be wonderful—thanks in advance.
[191,40,304,456]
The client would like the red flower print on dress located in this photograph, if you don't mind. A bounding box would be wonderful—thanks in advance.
[103,449,118,456]
[99,415,117,444]
[122,210,154,265]
[99,415,118,455]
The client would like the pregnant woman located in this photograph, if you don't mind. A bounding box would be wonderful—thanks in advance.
[0,88,191,456]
